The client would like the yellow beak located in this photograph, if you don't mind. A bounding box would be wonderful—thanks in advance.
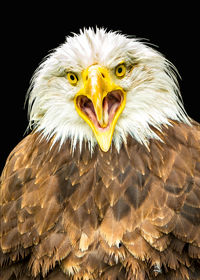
[74,65,126,152]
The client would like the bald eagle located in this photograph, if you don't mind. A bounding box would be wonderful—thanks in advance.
[1,28,200,280]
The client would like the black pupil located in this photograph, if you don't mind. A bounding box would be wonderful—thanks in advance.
[118,67,123,73]
[70,75,75,80]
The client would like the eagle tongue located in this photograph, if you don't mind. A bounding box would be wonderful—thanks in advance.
[103,98,109,127]
[102,91,122,128]
[77,91,122,130]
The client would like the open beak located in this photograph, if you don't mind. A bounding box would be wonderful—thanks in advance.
[74,65,126,152]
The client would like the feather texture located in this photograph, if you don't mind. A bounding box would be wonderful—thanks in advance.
[1,120,200,279]
[27,28,189,152]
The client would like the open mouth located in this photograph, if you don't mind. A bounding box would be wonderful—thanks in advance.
[76,90,123,131]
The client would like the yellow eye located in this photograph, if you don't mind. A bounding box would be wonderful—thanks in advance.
[67,72,78,85]
[115,64,126,77]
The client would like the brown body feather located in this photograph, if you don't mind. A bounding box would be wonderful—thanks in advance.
[1,120,200,279]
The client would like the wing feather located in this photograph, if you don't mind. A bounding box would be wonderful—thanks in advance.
[1,121,200,279]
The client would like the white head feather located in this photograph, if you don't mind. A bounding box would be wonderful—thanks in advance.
[27,27,189,152]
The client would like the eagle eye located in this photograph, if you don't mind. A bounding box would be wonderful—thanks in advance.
[115,64,126,78]
[67,72,78,85]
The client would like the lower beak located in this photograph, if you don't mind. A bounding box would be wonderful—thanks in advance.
[74,65,126,152]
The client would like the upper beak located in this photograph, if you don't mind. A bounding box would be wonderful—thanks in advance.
[74,65,126,152]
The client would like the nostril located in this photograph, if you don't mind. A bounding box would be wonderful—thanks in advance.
[101,72,105,78]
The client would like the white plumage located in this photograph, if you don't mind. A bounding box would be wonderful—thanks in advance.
[28,27,189,152]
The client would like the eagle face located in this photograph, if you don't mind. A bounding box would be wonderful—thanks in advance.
[28,28,188,152]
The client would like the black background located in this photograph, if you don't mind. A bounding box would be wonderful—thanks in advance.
[1,4,198,172]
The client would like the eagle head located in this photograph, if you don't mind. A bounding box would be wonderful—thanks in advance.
[28,28,188,153]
